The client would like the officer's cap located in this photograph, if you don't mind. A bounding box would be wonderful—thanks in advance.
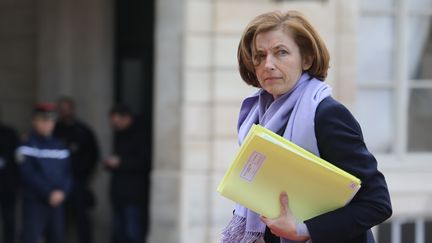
[33,102,57,119]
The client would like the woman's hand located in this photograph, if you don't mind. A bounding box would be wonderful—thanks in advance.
[260,192,310,242]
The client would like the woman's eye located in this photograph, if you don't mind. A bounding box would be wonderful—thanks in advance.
[253,54,264,65]
[277,50,288,55]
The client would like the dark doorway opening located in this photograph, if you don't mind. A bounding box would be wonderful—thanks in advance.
[114,0,154,148]
[112,1,154,241]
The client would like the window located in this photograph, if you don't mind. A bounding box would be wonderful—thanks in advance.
[376,217,432,243]
[356,0,432,158]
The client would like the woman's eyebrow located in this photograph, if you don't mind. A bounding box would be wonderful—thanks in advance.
[254,45,285,53]
[253,49,265,54]
[272,44,288,50]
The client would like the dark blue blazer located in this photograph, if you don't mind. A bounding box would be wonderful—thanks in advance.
[18,133,73,202]
[304,96,392,243]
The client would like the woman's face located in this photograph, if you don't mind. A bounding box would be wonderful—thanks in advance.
[253,28,311,99]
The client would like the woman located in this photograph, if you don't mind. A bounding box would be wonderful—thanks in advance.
[221,10,392,243]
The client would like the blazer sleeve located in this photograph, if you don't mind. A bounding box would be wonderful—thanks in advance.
[304,97,392,242]
[115,127,151,173]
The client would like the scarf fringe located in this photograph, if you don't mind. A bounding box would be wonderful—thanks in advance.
[221,214,246,243]
[221,214,264,243]
[241,231,264,243]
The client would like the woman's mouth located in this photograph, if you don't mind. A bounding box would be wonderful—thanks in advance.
[264,77,282,82]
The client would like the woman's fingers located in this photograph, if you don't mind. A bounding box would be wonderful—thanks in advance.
[260,215,269,224]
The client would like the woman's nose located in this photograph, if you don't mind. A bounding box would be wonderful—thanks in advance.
[264,55,275,70]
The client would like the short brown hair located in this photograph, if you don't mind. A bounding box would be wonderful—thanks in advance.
[238,10,330,87]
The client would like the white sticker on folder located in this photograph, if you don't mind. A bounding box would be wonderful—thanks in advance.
[240,151,266,182]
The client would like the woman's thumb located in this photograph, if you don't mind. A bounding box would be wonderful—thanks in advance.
[280,191,289,214]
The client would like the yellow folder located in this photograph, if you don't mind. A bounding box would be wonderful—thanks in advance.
[217,124,361,221]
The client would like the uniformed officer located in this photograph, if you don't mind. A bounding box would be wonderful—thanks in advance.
[104,105,152,243]
[17,103,72,243]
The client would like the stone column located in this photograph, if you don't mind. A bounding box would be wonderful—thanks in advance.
[149,0,184,242]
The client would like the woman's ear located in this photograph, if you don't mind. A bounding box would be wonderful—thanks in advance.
[302,55,313,71]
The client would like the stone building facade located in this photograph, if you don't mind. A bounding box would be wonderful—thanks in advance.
[1,0,432,242]
[175,0,358,242]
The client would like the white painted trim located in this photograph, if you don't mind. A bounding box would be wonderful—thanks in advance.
[359,0,432,166]
[357,82,395,89]
[391,218,402,243]
[360,9,396,15]
[394,0,409,160]
[415,218,425,243]
[409,80,432,89]
[409,9,432,16]
[376,153,432,171]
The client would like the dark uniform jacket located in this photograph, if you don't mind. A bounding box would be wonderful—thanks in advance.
[0,124,19,193]
[265,96,392,243]
[109,119,151,204]
[17,132,73,202]
[54,119,99,183]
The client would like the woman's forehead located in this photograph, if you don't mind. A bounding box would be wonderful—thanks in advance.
[254,29,296,50]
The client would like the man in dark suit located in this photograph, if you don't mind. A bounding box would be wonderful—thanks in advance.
[54,97,100,243]
[104,105,152,243]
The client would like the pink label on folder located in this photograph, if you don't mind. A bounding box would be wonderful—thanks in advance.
[240,151,266,182]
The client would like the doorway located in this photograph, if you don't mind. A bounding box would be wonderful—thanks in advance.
[113,0,154,148]
[112,0,155,240]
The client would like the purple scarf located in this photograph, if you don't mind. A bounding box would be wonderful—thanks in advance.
[221,73,331,243]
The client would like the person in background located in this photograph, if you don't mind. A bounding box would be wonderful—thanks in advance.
[221,10,392,243]
[104,105,151,243]
[17,103,72,243]
[54,97,100,243]
[0,119,20,243]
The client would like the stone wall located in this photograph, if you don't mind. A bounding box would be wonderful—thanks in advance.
[148,0,184,241]
[177,0,358,242]
[0,0,359,242]
[0,0,36,133]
